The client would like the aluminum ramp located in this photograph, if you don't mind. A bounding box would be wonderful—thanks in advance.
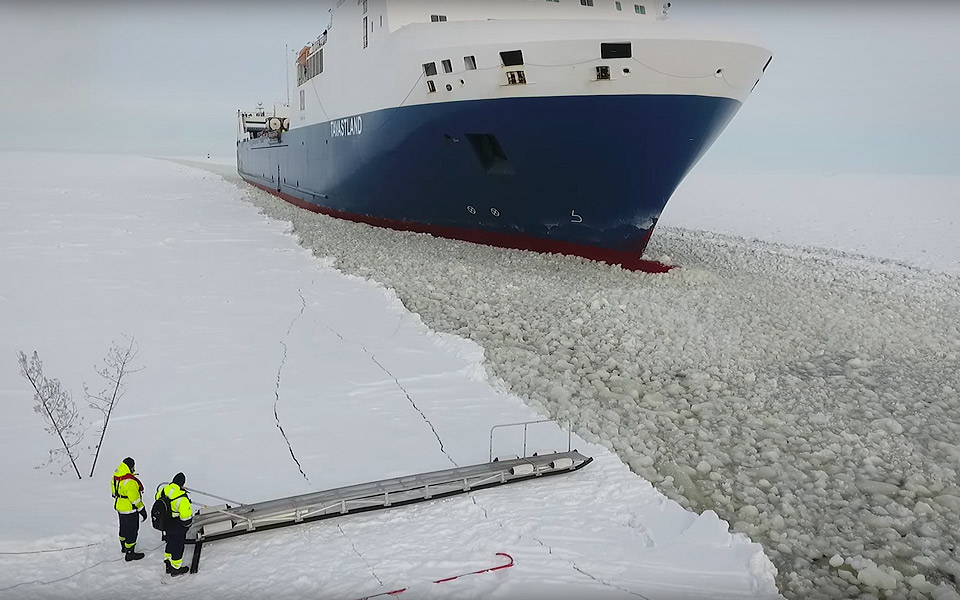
[188,450,591,572]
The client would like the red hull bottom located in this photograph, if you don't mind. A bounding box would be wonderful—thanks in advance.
[241,176,673,274]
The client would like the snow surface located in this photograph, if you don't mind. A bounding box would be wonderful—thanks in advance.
[209,160,959,600]
[666,172,960,277]
[0,152,781,600]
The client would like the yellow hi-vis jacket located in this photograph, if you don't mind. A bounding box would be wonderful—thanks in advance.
[156,483,193,527]
[111,462,145,514]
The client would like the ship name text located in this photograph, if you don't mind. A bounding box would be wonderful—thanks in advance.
[331,115,363,138]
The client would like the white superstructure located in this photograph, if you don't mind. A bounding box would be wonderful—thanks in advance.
[293,0,771,128]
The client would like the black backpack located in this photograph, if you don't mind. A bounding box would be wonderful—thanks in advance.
[151,494,171,532]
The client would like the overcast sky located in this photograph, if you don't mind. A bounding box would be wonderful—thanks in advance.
[1,1,957,174]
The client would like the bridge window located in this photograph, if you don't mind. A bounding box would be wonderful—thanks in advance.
[298,49,323,86]
[430,14,447,22]
[616,1,622,9]
[635,4,646,13]
[596,66,611,80]
[580,0,594,5]
[442,59,453,74]
[601,43,632,59]
[427,80,436,93]
[299,90,305,111]
[423,62,438,76]
[500,50,524,67]
[464,55,477,70]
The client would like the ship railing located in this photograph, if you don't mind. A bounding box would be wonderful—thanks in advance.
[311,32,328,53]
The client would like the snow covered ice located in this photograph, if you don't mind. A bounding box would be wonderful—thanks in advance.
[0,152,780,599]
[2,151,959,600]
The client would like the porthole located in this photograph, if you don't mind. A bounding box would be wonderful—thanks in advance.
[446,84,453,91]
[490,208,500,217]
[467,205,476,214]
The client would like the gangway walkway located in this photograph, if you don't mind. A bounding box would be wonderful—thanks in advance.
[188,421,592,572]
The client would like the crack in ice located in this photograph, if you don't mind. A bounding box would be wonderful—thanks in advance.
[366,349,458,468]
[470,496,649,599]
[275,290,309,482]
[572,564,653,600]
[338,524,384,587]
[328,326,457,468]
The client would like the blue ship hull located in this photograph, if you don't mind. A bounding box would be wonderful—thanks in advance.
[238,94,741,270]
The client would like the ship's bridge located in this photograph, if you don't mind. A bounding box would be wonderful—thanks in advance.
[288,0,769,133]
[380,0,670,31]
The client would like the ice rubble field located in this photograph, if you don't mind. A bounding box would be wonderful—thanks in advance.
[232,168,960,600]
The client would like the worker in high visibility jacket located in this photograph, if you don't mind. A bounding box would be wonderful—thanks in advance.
[111,457,147,561]
[156,472,193,576]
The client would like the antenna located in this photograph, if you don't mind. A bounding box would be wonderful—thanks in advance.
[285,44,290,107]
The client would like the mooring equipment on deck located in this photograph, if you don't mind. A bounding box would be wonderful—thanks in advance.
[188,420,591,573]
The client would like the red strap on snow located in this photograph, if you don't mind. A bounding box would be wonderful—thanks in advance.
[433,552,514,583]
[355,553,514,600]
[359,589,407,599]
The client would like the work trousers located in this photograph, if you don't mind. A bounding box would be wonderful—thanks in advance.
[118,512,139,551]
[164,526,187,569]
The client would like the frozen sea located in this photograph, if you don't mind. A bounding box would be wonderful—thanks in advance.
[0,152,779,600]
[2,150,959,600]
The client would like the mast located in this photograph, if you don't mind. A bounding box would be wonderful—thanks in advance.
[285,44,291,107]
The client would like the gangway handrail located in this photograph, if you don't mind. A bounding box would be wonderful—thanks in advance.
[488,419,572,462]
[186,449,593,574]
[185,486,246,506]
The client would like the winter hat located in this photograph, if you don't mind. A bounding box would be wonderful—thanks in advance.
[173,472,186,487]
[123,457,135,470]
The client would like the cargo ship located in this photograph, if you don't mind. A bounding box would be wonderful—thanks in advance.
[237,0,771,271]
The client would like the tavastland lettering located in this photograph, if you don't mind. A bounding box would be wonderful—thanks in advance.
[330,116,363,138]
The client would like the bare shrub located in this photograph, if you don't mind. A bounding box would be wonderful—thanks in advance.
[17,351,85,479]
[86,335,142,477]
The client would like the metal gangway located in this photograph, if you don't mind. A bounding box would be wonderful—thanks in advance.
[187,420,591,572]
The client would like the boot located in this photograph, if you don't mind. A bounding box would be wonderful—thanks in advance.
[170,565,190,577]
[165,560,173,574]
[124,549,145,561]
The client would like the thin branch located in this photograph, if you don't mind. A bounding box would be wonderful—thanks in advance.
[87,336,141,477]
[18,352,83,480]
